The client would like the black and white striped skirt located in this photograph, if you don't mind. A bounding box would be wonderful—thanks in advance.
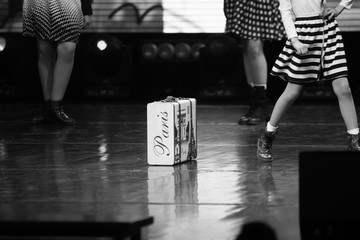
[23,0,85,43]
[271,15,348,84]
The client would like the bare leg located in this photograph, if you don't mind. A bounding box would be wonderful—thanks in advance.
[242,46,254,86]
[332,77,358,130]
[242,39,267,86]
[31,39,56,124]
[45,41,77,125]
[51,41,77,101]
[257,82,303,161]
[269,82,304,127]
[239,44,256,123]
[332,78,360,151]
[37,39,56,101]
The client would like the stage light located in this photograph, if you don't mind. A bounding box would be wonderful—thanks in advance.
[0,37,6,52]
[142,43,158,59]
[174,43,191,59]
[88,34,121,56]
[158,43,174,59]
[191,42,205,59]
[97,40,108,51]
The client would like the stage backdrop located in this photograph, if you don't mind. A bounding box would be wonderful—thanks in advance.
[0,0,359,33]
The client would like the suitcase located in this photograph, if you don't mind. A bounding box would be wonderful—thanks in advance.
[147,96,197,165]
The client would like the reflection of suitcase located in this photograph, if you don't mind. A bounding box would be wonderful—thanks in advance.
[147,96,197,165]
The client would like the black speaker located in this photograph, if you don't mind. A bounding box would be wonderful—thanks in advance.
[299,151,360,240]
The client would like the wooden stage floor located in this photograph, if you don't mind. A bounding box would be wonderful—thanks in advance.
[0,101,359,240]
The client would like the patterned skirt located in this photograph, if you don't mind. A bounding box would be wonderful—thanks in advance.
[23,0,84,43]
[224,0,285,41]
[271,16,348,84]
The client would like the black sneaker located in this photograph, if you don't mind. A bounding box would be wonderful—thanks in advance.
[257,130,276,161]
[348,134,360,151]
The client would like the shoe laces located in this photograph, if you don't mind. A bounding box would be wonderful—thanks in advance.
[261,133,275,151]
[349,134,359,142]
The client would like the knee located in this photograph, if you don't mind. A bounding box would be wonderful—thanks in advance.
[333,79,352,98]
[37,42,55,61]
[57,43,76,61]
[244,40,263,57]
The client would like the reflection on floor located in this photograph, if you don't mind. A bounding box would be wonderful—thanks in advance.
[0,102,358,240]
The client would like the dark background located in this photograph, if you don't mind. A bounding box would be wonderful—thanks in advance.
[1,31,359,105]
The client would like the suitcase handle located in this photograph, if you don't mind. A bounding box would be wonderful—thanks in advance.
[162,96,178,102]
[162,96,190,102]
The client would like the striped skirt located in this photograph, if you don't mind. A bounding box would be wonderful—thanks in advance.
[23,0,84,43]
[224,0,285,41]
[271,15,348,84]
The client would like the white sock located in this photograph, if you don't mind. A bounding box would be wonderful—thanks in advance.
[254,84,267,89]
[266,122,278,132]
[347,128,359,135]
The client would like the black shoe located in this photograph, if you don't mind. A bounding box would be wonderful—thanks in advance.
[239,85,255,125]
[47,101,76,125]
[238,107,255,125]
[257,130,276,161]
[348,134,360,151]
[247,107,270,125]
[32,100,50,124]
[247,86,269,125]
[238,84,255,125]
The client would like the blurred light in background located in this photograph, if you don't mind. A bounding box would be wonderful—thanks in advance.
[174,43,191,59]
[190,42,205,59]
[158,43,174,60]
[141,41,205,60]
[142,43,158,60]
[0,37,6,52]
[96,40,108,51]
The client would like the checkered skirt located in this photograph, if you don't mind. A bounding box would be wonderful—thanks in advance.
[23,0,84,43]
[271,16,348,84]
[224,0,285,41]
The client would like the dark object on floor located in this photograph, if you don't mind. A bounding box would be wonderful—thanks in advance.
[0,213,154,240]
[299,151,360,240]
[235,221,277,240]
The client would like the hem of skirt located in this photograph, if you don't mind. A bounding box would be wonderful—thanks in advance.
[271,72,348,85]
[225,30,285,42]
[22,32,79,43]
[243,36,285,42]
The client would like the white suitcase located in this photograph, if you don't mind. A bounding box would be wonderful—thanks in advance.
[147,96,197,165]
